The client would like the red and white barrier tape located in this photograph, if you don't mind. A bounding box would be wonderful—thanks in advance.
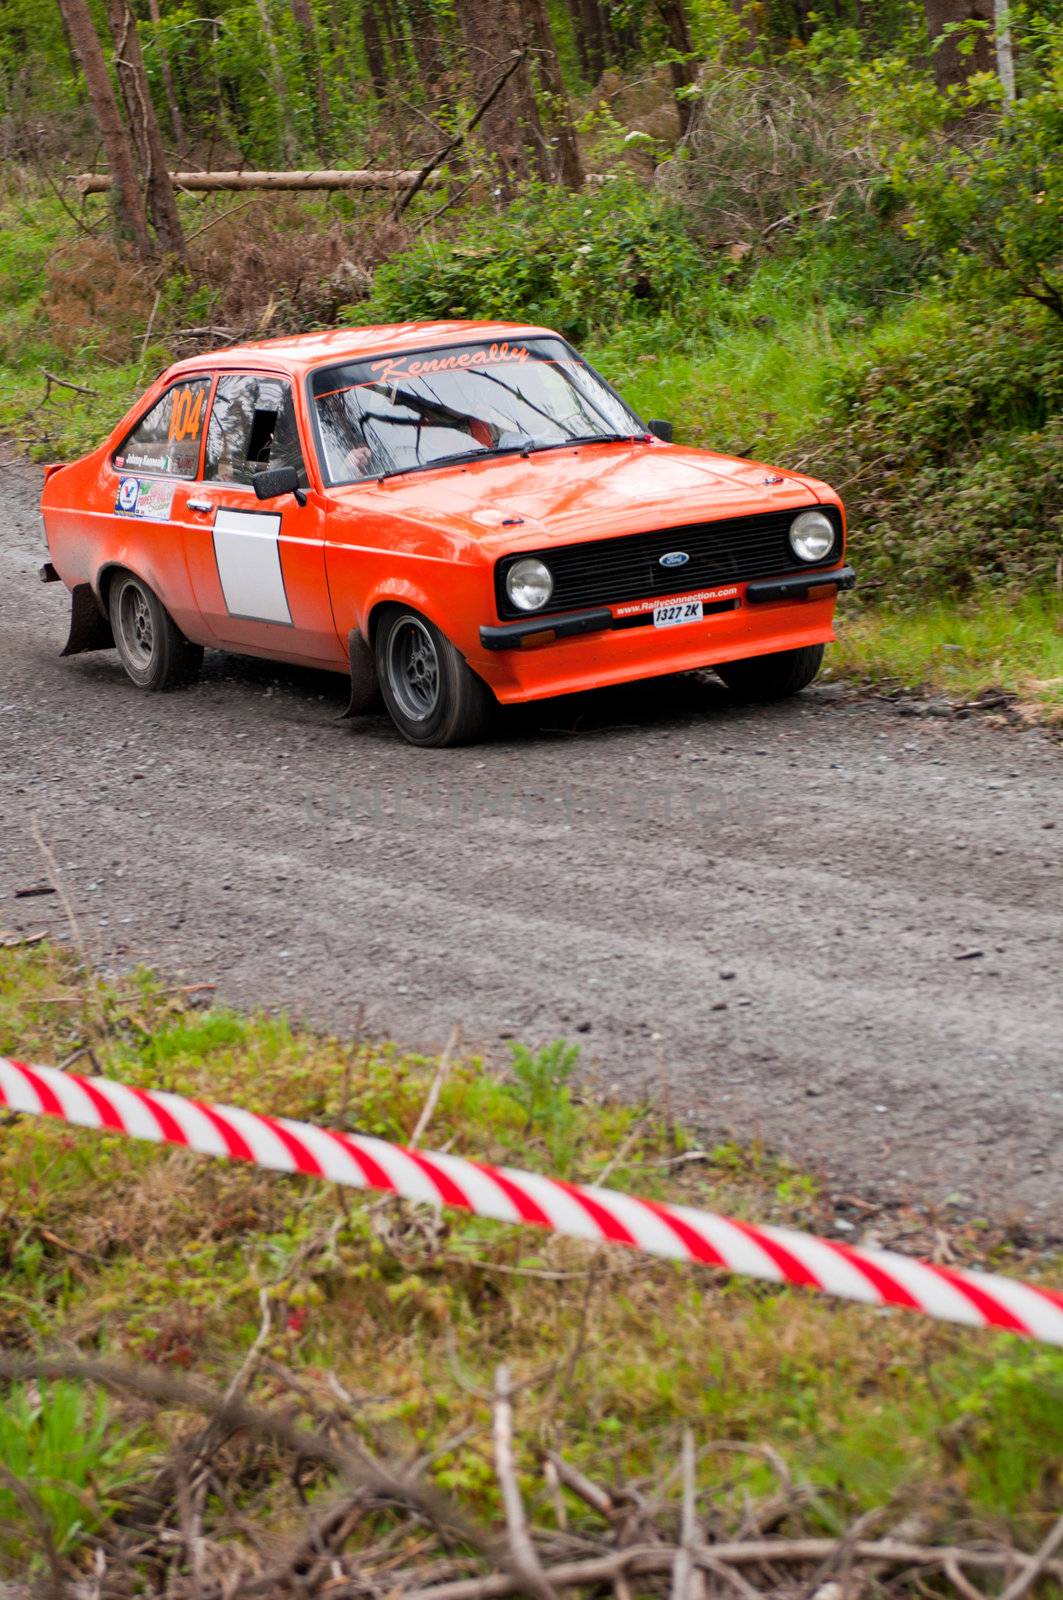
[1,1055,1061,1345]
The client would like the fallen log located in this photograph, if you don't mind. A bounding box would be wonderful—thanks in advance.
[73,168,445,195]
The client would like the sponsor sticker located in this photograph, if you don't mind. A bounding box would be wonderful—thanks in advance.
[614,585,739,619]
[369,341,531,390]
[115,475,176,521]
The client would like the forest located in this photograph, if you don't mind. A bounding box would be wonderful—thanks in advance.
[0,0,1061,709]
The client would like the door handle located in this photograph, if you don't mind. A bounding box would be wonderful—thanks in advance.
[187,498,212,513]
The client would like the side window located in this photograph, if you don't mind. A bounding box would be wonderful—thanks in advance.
[114,378,211,479]
[204,374,308,488]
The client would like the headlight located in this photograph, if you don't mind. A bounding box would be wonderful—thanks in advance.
[789,510,836,563]
[506,557,554,611]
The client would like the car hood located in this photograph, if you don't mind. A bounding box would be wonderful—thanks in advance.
[326,442,829,551]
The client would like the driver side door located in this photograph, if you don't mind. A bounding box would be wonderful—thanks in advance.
[180,371,344,667]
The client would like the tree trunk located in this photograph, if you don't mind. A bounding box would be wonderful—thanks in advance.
[289,0,331,155]
[56,0,154,257]
[575,0,606,80]
[144,0,186,152]
[104,0,186,258]
[407,0,448,96]
[521,0,583,188]
[454,0,549,194]
[361,0,388,95]
[993,0,1015,102]
[655,0,696,135]
[923,0,994,91]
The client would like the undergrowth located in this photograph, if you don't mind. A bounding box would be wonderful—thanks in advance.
[0,943,1060,1575]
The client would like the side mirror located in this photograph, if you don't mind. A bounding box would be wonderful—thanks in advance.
[647,419,674,443]
[253,465,306,505]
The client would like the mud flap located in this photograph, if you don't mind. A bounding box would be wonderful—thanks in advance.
[61,583,114,657]
[340,628,381,717]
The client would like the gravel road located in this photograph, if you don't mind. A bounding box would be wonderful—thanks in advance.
[3,460,1061,1231]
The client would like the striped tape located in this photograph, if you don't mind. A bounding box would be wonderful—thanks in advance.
[1,1055,1060,1344]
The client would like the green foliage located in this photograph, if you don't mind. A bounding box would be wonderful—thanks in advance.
[346,182,706,342]
[895,47,1063,316]
[0,1383,143,1563]
[809,301,1063,594]
[502,1039,582,1172]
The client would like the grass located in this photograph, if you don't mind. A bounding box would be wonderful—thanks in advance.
[0,942,1061,1574]
[830,594,1063,720]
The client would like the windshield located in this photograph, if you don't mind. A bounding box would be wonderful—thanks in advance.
[309,336,645,484]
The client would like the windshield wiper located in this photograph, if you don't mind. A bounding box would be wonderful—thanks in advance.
[521,432,649,455]
[373,442,533,483]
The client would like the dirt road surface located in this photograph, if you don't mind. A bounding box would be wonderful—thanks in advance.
[3,462,1061,1232]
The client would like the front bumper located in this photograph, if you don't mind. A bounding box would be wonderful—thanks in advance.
[472,566,854,705]
[479,565,855,651]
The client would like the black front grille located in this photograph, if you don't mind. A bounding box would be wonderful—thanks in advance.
[495,505,843,619]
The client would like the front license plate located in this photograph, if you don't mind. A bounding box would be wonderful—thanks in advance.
[653,600,703,628]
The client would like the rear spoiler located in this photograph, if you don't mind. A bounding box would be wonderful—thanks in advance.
[43,463,67,483]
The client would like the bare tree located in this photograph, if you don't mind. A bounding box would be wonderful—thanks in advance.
[56,0,154,257]
[104,0,186,258]
[521,0,583,189]
[453,0,549,194]
[923,0,994,91]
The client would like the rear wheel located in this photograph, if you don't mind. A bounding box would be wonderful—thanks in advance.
[375,607,493,747]
[108,572,203,691]
[715,643,824,702]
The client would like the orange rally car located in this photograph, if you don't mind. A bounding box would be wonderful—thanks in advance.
[39,320,854,747]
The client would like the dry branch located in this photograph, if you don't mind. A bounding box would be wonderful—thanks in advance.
[73,168,445,194]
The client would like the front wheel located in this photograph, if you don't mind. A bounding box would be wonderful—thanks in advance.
[375,607,493,747]
[715,643,824,702]
[108,572,203,691]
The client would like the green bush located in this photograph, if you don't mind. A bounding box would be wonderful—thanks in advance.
[810,302,1063,596]
[344,181,706,342]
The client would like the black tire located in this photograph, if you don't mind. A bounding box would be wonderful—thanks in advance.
[108,571,203,691]
[715,643,824,703]
[375,606,493,747]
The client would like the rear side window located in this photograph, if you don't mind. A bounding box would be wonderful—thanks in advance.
[204,373,308,488]
[114,377,211,479]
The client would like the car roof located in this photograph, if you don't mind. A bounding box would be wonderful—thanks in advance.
[165,320,560,381]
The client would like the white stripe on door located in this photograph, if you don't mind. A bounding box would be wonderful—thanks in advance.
[212,507,292,625]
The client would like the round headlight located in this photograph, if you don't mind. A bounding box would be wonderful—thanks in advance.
[789,510,836,564]
[506,557,554,612]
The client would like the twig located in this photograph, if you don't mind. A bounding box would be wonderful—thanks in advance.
[136,288,162,377]
[999,1515,1063,1600]
[945,1556,987,1600]
[0,1354,492,1558]
[493,1365,558,1600]
[410,1024,460,1148]
[38,367,101,397]
[184,198,256,243]
[401,1538,1063,1600]
[671,1429,703,1600]
[393,50,529,218]
[541,1453,615,1523]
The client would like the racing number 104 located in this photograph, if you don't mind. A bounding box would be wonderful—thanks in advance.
[169,386,205,442]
